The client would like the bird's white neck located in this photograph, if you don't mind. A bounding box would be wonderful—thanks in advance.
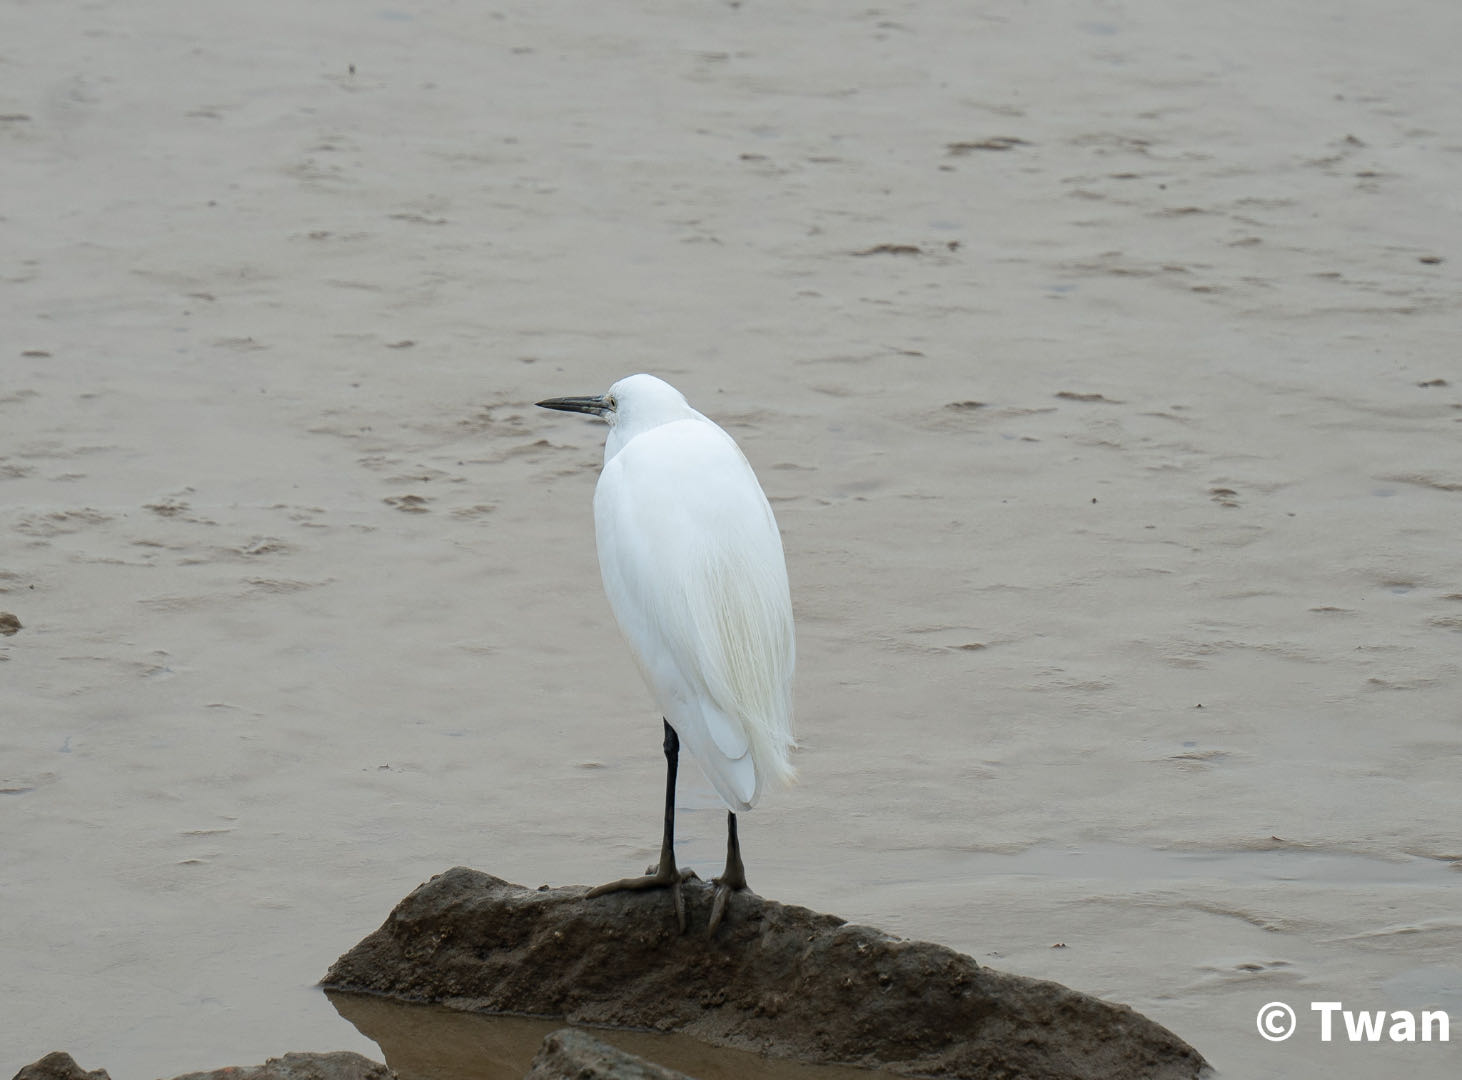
[604,403,706,463]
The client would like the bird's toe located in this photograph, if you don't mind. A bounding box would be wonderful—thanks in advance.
[671,877,686,934]
[707,882,732,935]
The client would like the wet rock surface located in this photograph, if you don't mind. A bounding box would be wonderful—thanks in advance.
[169,1052,394,1080]
[12,1054,111,1080]
[321,867,1208,1080]
[525,1029,693,1080]
[10,1055,388,1080]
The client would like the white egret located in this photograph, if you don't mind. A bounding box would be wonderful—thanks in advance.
[537,374,796,933]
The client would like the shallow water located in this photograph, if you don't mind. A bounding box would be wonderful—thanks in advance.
[870,843,1460,887]
[327,991,905,1080]
[5,3,1462,1080]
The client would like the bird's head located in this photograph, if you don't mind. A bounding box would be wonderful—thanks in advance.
[536,374,694,432]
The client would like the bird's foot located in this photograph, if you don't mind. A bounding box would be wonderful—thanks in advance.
[585,861,689,933]
[708,809,749,935]
[708,866,747,936]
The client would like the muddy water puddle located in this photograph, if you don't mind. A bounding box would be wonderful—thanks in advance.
[327,990,906,1080]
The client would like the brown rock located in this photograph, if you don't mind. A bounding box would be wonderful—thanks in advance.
[321,867,1207,1080]
[13,1054,388,1080]
[524,1029,694,1080]
[168,1053,391,1080]
[12,1053,111,1080]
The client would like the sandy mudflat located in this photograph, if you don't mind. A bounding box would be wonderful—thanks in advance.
[3,2,1460,1079]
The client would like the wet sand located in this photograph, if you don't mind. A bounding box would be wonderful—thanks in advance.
[3,2,1461,1079]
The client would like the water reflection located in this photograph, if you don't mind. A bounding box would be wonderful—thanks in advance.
[327,990,903,1080]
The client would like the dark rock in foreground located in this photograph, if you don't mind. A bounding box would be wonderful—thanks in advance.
[526,1029,692,1080]
[12,1054,111,1080]
[322,867,1207,1080]
[10,1055,387,1080]
[170,1052,393,1080]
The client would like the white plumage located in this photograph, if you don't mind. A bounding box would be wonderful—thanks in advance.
[593,376,796,811]
[537,373,796,930]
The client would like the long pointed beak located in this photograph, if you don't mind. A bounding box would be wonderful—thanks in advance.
[536,394,610,417]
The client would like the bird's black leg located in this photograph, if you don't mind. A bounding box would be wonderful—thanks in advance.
[655,718,681,879]
[708,810,747,934]
[586,719,686,932]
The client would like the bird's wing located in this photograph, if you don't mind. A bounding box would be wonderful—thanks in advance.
[594,419,795,811]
